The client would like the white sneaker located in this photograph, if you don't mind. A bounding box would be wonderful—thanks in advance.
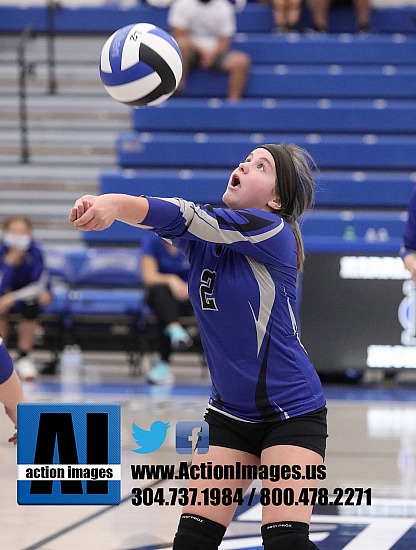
[146,360,175,386]
[15,356,38,382]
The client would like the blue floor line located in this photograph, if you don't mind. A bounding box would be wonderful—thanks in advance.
[33,380,416,402]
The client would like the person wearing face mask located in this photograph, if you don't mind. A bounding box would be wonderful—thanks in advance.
[69,143,327,550]
[0,215,52,381]
[168,0,251,100]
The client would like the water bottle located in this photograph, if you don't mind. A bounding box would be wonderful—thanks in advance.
[60,345,84,395]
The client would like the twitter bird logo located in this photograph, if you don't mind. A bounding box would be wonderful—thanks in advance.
[131,421,170,454]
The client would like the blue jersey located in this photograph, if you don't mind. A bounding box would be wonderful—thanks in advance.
[402,185,416,258]
[142,233,190,282]
[143,197,325,422]
[0,240,50,301]
[0,339,14,385]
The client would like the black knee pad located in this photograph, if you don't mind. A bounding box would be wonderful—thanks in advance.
[262,521,320,549]
[172,513,227,550]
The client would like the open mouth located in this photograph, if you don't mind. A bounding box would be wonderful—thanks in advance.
[230,174,241,188]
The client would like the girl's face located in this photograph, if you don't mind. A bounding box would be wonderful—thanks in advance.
[3,218,32,250]
[222,148,281,212]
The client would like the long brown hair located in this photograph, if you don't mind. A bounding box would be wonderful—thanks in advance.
[255,143,316,272]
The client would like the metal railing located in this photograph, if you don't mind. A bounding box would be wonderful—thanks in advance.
[17,26,35,164]
[17,0,59,163]
[46,0,59,95]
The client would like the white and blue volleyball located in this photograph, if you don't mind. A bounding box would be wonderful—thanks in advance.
[99,23,183,107]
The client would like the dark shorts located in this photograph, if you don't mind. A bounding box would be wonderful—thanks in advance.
[204,407,328,460]
[189,50,230,73]
[12,301,41,320]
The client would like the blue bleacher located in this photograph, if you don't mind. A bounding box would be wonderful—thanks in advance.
[42,247,150,350]
[184,66,416,99]
[6,3,411,256]
[132,99,416,133]
[232,34,416,65]
[100,169,416,209]
[99,18,416,253]
[1,5,415,34]
[97,19,416,251]
[116,133,416,170]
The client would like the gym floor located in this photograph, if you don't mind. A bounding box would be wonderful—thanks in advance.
[1,352,416,550]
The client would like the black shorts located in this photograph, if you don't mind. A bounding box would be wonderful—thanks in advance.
[12,301,41,320]
[189,50,229,73]
[204,407,328,460]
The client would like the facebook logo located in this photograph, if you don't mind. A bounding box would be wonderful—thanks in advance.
[176,421,209,454]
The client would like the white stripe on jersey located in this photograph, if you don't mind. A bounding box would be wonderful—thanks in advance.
[246,257,275,356]
[285,289,308,353]
[158,197,285,245]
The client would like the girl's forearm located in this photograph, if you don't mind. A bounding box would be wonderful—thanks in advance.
[113,194,150,226]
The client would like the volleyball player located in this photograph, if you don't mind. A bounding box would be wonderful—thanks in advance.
[0,338,25,444]
[401,184,416,281]
[70,143,327,550]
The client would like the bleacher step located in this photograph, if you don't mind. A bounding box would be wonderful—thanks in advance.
[133,98,416,134]
[116,132,416,170]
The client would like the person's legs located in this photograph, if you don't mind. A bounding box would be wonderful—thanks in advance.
[220,51,251,101]
[17,318,37,355]
[15,303,41,381]
[272,0,303,32]
[173,445,260,549]
[171,35,198,94]
[309,0,331,32]
[146,284,191,384]
[261,445,324,549]
[353,0,371,31]
[148,284,192,350]
[286,0,303,30]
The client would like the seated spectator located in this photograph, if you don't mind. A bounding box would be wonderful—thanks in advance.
[141,234,194,385]
[260,0,304,33]
[308,0,371,33]
[168,0,251,101]
[401,184,416,282]
[0,338,25,444]
[0,215,52,381]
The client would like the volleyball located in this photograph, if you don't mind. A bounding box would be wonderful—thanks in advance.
[99,23,183,107]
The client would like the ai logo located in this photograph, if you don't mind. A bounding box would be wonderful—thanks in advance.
[17,403,121,505]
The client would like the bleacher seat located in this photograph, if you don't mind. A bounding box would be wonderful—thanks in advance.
[74,247,143,287]
[1,5,415,34]
[99,169,416,209]
[47,247,150,361]
[44,248,75,286]
[132,99,416,133]
[184,65,416,99]
[232,34,416,66]
[116,133,416,170]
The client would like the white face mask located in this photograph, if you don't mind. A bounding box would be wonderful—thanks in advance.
[3,233,31,250]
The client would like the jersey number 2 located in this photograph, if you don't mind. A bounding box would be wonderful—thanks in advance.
[199,269,218,311]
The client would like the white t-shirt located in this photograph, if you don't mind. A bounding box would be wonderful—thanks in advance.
[168,0,236,52]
